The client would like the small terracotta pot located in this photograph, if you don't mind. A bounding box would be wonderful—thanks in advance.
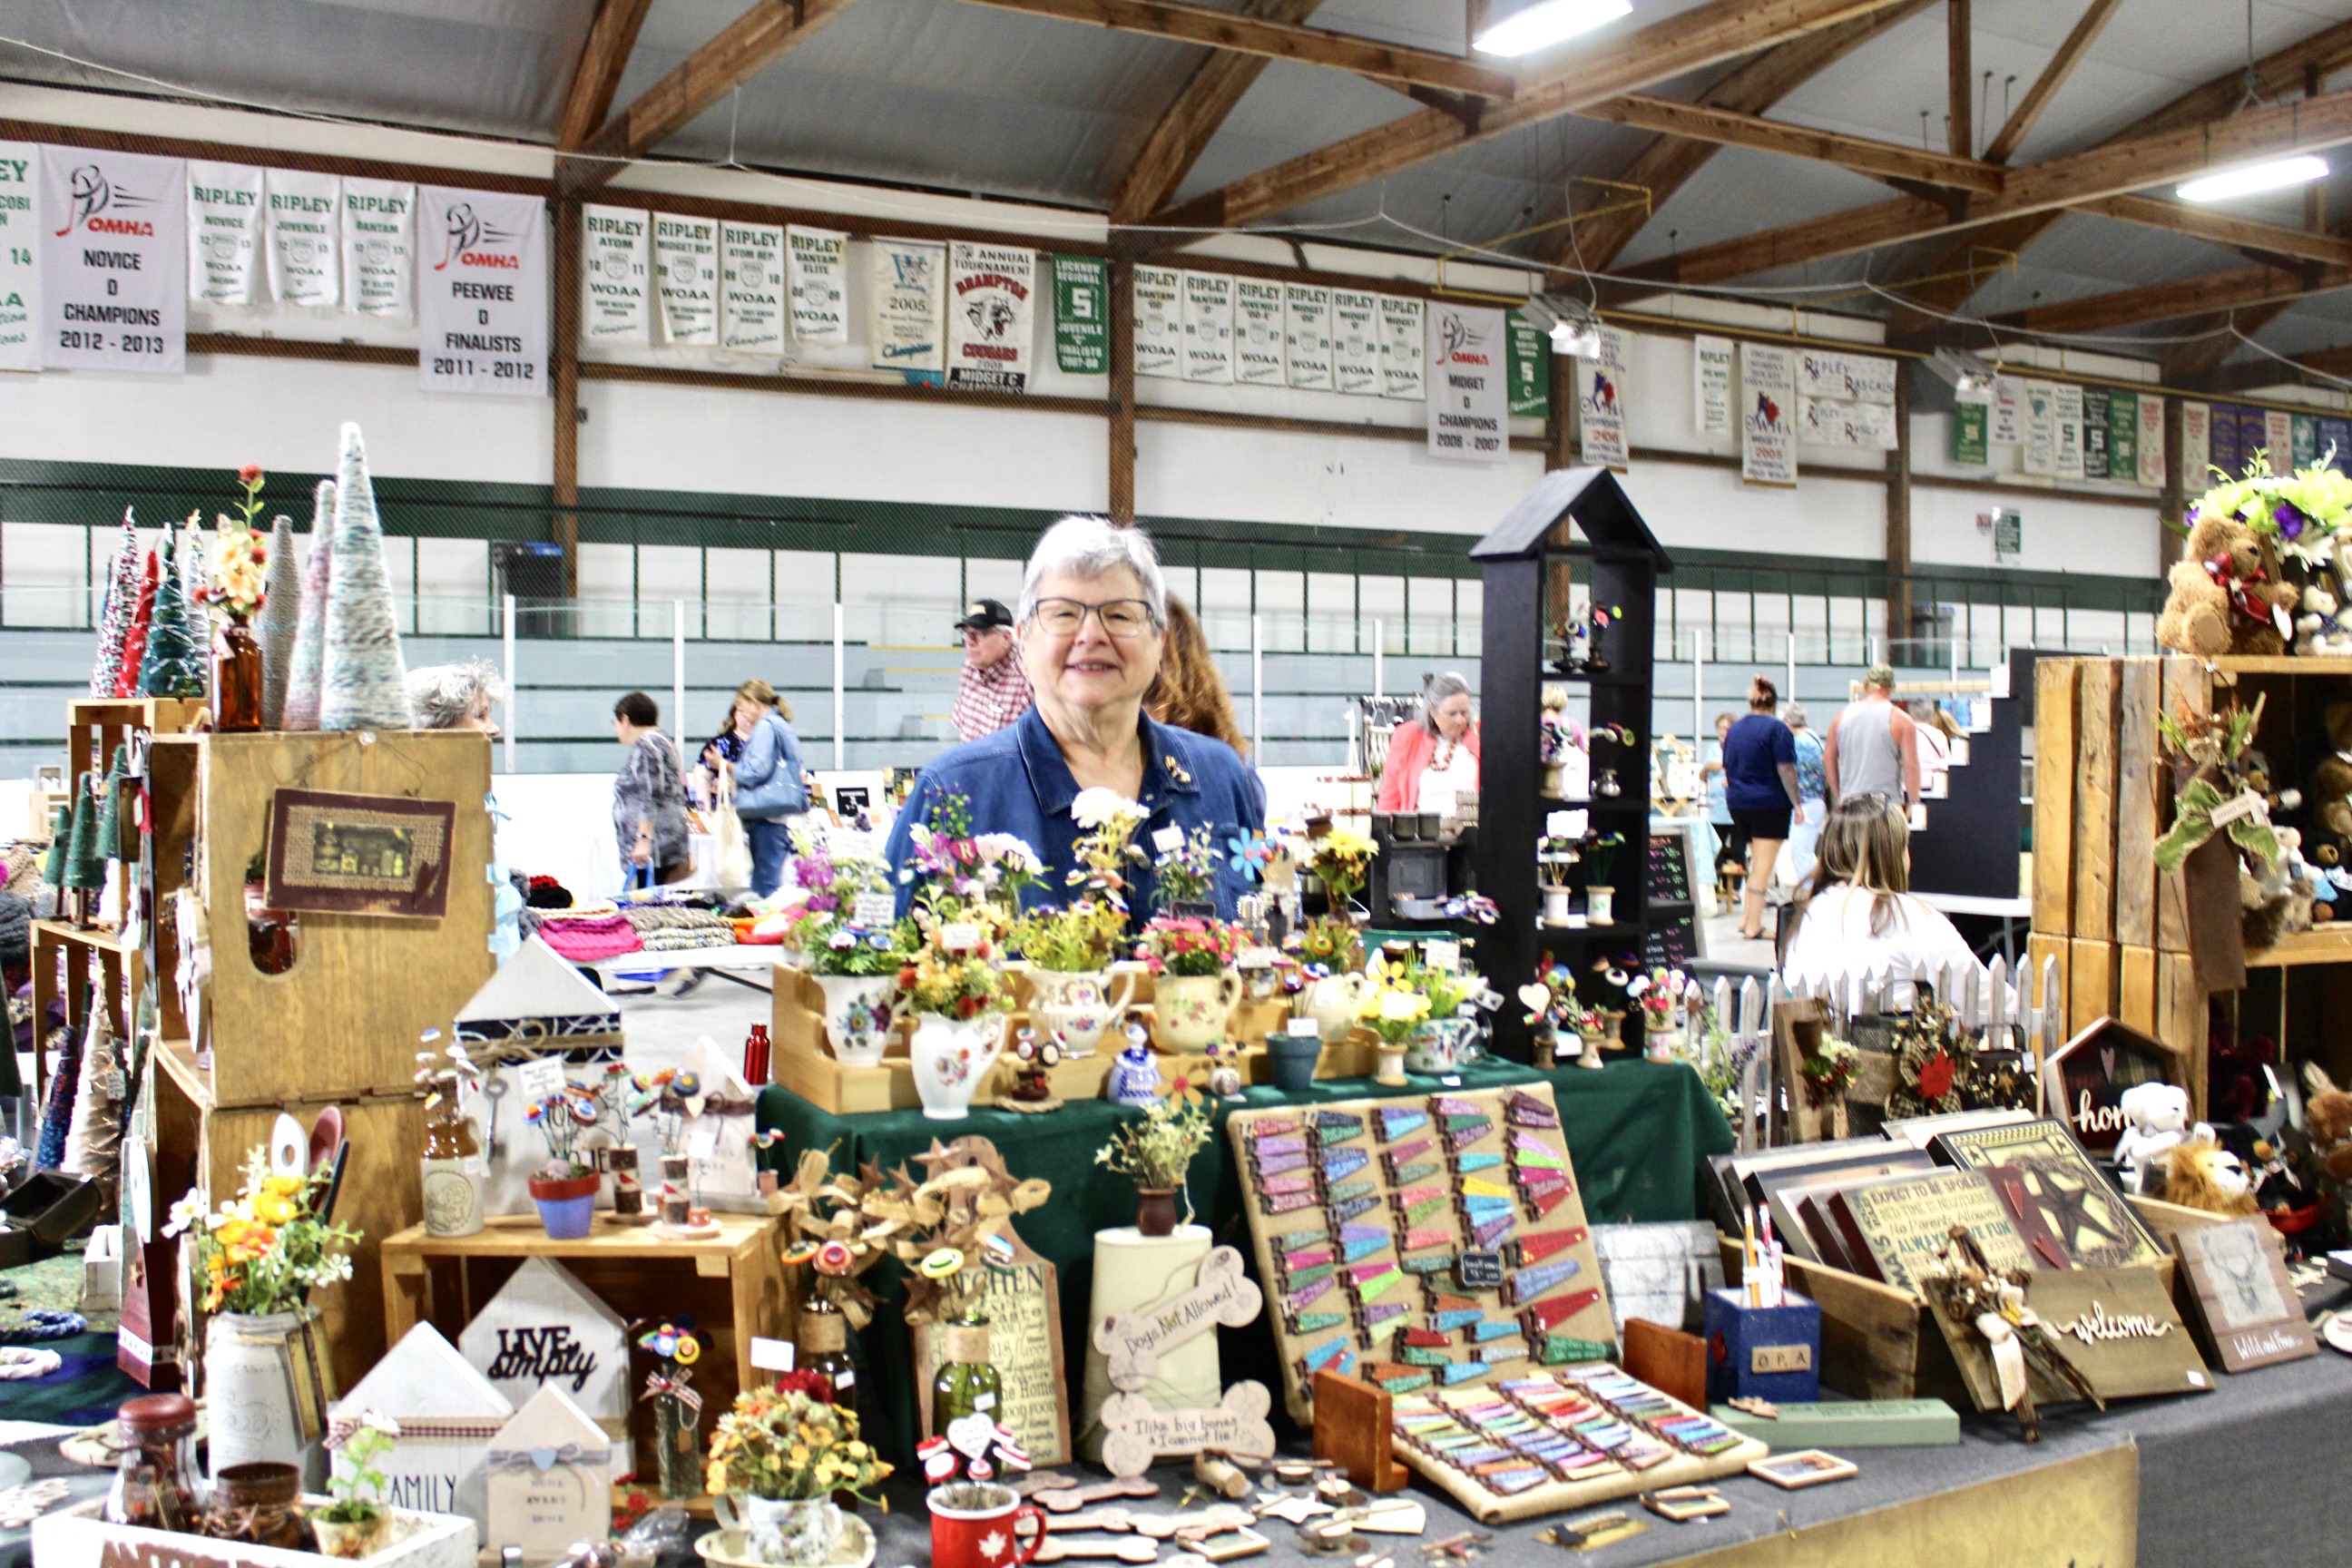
[1134,1188,1180,1238]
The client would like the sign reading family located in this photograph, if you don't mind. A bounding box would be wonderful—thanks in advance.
[416,185,547,396]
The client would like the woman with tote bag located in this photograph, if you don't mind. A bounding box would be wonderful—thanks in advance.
[728,680,808,897]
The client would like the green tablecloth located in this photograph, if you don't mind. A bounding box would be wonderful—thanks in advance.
[752,1058,1732,1465]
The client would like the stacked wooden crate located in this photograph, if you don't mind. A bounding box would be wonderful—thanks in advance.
[2029,656,2208,1112]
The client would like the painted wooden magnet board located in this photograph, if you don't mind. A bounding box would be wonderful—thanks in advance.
[1225,1083,1616,1425]
[912,1223,1073,1465]
[1388,1363,1769,1524]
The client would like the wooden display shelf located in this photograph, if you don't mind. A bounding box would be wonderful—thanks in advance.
[771,965,1379,1113]
[28,918,143,1102]
[2245,925,2352,967]
[379,1212,788,1453]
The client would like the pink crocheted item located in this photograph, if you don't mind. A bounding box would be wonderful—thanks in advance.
[535,914,642,962]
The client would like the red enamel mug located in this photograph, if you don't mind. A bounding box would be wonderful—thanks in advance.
[928,1481,1049,1568]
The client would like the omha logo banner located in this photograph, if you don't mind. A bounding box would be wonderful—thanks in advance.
[40,145,185,374]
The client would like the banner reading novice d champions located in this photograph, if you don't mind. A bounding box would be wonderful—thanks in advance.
[41,145,185,374]
[946,240,1034,392]
[416,185,547,397]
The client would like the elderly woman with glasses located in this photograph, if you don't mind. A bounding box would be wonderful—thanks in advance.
[884,516,1265,920]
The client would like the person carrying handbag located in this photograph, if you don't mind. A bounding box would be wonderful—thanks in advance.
[728,679,808,897]
[708,759,755,892]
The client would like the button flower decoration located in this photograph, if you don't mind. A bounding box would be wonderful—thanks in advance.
[195,464,270,624]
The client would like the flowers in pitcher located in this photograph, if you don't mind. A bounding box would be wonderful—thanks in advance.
[899,790,1044,917]
[706,1378,892,1504]
[1135,915,1243,977]
[1150,823,1220,910]
[163,1146,359,1314]
[899,918,1014,1019]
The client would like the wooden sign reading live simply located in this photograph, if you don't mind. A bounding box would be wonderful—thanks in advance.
[915,1222,1072,1466]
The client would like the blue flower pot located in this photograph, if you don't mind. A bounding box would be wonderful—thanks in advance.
[528,1173,601,1240]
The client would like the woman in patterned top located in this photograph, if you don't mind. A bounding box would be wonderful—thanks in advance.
[611,691,691,886]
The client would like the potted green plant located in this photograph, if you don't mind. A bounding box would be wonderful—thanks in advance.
[708,1374,893,1566]
[1096,1085,1215,1236]
[1583,831,1626,926]
[313,1410,398,1558]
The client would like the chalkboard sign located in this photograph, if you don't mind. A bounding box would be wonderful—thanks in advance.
[1640,827,1703,971]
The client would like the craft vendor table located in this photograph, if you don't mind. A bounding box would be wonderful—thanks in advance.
[754,1058,1733,1463]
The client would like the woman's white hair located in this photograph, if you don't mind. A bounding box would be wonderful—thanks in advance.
[1418,671,1473,737]
[405,659,506,730]
[1017,515,1167,630]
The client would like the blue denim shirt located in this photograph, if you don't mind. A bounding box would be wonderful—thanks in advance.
[734,710,808,818]
[885,707,1266,923]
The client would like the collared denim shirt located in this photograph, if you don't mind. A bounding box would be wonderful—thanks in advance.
[885,707,1266,922]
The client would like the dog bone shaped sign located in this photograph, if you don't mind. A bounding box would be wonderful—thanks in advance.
[1093,1245,1265,1393]
[1033,1476,1161,1514]
[1033,1534,1159,1564]
[1099,1382,1277,1479]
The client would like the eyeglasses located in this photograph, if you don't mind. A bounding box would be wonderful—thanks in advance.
[1028,598,1155,639]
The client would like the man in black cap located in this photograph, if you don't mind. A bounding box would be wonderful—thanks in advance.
[949,597,1034,741]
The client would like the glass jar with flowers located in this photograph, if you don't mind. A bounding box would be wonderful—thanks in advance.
[1286,916,1368,1044]
[1011,787,1150,1057]
[162,1149,360,1479]
[636,1318,709,1500]
[1095,1083,1214,1236]
[901,919,1015,1121]
[313,1409,399,1558]
[1300,825,1378,925]
[198,465,272,731]
[1134,916,1244,1054]
[708,1374,893,1567]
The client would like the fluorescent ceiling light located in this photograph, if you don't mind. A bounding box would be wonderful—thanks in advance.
[1472,0,1632,57]
[2176,155,2328,203]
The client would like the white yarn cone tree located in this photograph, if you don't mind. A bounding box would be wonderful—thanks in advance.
[319,423,413,731]
[281,481,336,730]
[257,514,301,728]
[90,509,141,695]
[62,995,124,1195]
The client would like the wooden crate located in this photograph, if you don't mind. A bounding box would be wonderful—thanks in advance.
[69,696,208,919]
[1715,1196,2208,1401]
[153,1043,426,1395]
[27,920,142,1102]
[770,966,1377,1113]
[186,730,496,1106]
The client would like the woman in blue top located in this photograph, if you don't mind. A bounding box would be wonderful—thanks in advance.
[730,678,808,897]
[886,516,1264,921]
[1722,674,1804,942]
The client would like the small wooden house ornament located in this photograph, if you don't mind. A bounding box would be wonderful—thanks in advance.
[330,1322,514,1523]
[455,936,624,1052]
[2040,1016,2182,1157]
[459,1257,632,1475]
[456,937,627,1216]
[484,1386,612,1563]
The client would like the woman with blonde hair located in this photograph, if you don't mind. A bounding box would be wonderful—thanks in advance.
[1779,794,1981,1002]
[728,677,808,897]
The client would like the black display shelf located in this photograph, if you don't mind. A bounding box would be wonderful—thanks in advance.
[1472,468,1670,1062]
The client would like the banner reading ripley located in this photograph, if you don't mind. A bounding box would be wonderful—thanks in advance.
[0,142,34,372]
[416,186,547,397]
[946,240,1034,391]
[40,146,184,374]
[1426,302,1507,464]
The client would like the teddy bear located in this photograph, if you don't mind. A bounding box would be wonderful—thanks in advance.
[2151,1136,2260,1216]
[2160,509,2298,657]
[2304,1063,2352,1187]
[2113,1081,2196,1193]
[2242,824,2317,948]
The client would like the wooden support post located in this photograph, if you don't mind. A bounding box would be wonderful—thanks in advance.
[1109,259,1136,525]
[2112,658,2161,947]
[1885,369,1912,655]
[1545,350,1575,622]
[1947,0,1971,158]
[551,196,584,596]
[2160,395,2186,570]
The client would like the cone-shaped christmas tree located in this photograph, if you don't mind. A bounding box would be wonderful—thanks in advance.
[63,772,106,896]
[89,509,141,695]
[110,549,160,700]
[92,744,130,866]
[319,423,413,730]
[62,998,123,1195]
[257,514,300,728]
[136,532,208,700]
[41,790,74,887]
[34,992,81,1171]
[282,482,336,731]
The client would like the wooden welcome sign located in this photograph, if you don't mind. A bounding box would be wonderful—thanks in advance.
[914,1220,1073,1466]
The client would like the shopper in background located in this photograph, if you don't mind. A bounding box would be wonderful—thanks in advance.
[1145,593,1266,818]
[1784,701,1828,881]
[1700,711,1741,894]
[1721,675,1803,942]
[950,596,1034,741]
[1821,663,1919,809]
[1909,700,1960,797]
[886,516,1262,920]
[1377,671,1480,822]
[611,691,692,887]
[694,700,748,807]
[404,660,505,735]
[1780,794,1983,1005]
[728,678,808,897]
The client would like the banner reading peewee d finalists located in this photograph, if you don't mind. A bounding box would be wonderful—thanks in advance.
[40,146,184,374]
[946,240,1034,392]
[0,142,36,372]
[1426,301,1506,464]
[416,186,547,397]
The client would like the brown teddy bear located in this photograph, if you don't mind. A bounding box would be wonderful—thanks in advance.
[2306,1062,2352,1187]
[2160,510,2298,657]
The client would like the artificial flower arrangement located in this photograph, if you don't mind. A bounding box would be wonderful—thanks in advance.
[523,1064,632,1176]
[196,464,270,623]
[783,829,903,962]
[164,1147,359,1314]
[810,923,914,977]
[2194,449,2352,569]
[1798,1036,1862,1108]
[765,1148,894,1328]
[1625,965,1691,1033]
[1135,915,1245,977]
[1520,961,1605,1040]
[897,789,1044,922]
[1354,965,1432,1044]
[1301,824,1377,909]
[899,910,1016,1020]
[1068,787,1151,906]
[314,1409,400,1557]
[1011,787,1148,971]
[1096,1082,1215,1200]
[1289,915,1365,973]
[1151,824,1220,911]
[706,1373,893,1504]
